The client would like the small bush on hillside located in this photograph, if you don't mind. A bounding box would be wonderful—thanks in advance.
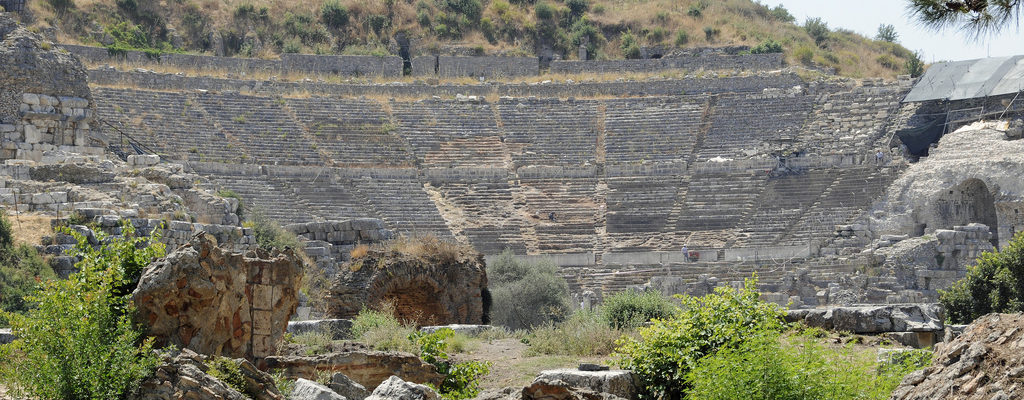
[876,23,898,43]
[805,17,830,47]
[768,5,794,22]
[941,232,1024,324]
[702,26,720,41]
[535,2,555,20]
[351,303,418,353]
[526,310,625,356]
[600,289,676,329]
[674,30,689,46]
[411,328,490,400]
[685,334,925,400]
[321,0,350,29]
[877,54,900,70]
[488,249,570,330]
[620,31,641,59]
[750,39,783,54]
[0,223,162,399]
[794,45,814,65]
[613,278,785,400]
[905,51,925,78]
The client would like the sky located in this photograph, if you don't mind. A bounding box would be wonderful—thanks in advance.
[771,0,1024,63]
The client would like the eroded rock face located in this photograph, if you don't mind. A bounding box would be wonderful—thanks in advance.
[787,304,944,334]
[129,348,283,400]
[326,240,487,325]
[132,232,304,359]
[890,313,1024,399]
[533,370,638,400]
[365,376,439,400]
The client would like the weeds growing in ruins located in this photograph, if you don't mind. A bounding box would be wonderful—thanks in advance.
[524,310,627,357]
[0,213,54,327]
[350,302,419,353]
[411,328,491,400]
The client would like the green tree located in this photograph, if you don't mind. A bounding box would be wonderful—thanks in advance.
[804,17,830,46]
[876,23,898,42]
[941,232,1024,324]
[0,213,54,325]
[907,0,1022,37]
[0,222,163,399]
[905,51,926,77]
[321,0,350,29]
[487,249,570,330]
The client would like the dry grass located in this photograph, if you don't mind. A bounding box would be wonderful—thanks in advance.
[6,213,54,247]
[381,234,468,264]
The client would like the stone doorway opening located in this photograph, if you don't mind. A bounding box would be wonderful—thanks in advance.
[933,178,999,247]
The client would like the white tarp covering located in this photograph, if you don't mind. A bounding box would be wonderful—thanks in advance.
[904,55,1024,102]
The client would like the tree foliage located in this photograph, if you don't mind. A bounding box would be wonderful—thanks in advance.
[804,17,830,47]
[876,23,899,42]
[599,289,676,329]
[907,0,1022,37]
[487,249,570,330]
[410,328,491,400]
[0,222,163,399]
[0,213,54,324]
[941,232,1024,324]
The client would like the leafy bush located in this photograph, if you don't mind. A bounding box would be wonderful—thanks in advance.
[877,54,900,70]
[768,5,794,22]
[687,5,703,18]
[245,209,301,252]
[47,0,74,13]
[794,45,814,65]
[321,0,350,29]
[805,17,830,46]
[941,232,1024,324]
[487,250,570,330]
[535,2,555,20]
[207,357,249,396]
[686,334,923,400]
[0,213,54,325]
[0,223,162,399]
[526,310,625,356]
[443,0,483,21]
[410,328,491,400]
[702,26,719,41]
[674,30,689,46]
[750,39,783,54]
[600,289,676,329]
[905,51,925,78]
[613,278,785,400]
[566,0,588,19]
[620,31,641,59]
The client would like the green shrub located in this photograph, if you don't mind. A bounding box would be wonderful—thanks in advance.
[877,54,900,70]
[905,51,925,78]
[443,0,483,21]
[876,23,898,43]
[0,213,55,326]
[600,289,676,329]
[245,209,301,252]
[47,0,74,13]
[686,334,924,400]
[535,2,555,20]
[350,304,418,352]
[569,17,603,58]
[566,0,588,19]
[686,5,702,18]
[0,223,162,399]
[941,232,1024,324]
[487,250,570,330]
[804,17,830,46]
[620,31,641,59]
[321,0,350,29]
[646,27,667,43]
[289,330,333,356]
[674,30,689,46]
[613,278,785,400]
[410,329,491,400]
[207,357,249,396]
[365,14,391,35]
[703,26,719,41]
[750,38,783,54]
[768,5,794,22]
[526,310,624,356]
[794,45,814,65]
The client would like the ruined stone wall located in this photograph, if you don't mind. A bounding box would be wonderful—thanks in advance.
[1,93,105,161]
[435,56,539,78]
[62,44,403,77]
[549,53,785,74]
[283,219,393,278]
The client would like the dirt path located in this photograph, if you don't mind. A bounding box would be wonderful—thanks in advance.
[454,338,612,390]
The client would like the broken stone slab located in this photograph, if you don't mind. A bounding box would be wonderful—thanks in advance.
[287,319,353,340]
[534,369,638,400]
[263,349,443,391]
[127,154,160,167]
[291,378,345,400]
[523,378,626,400]
[419,324,493,336]
[788,304,944,334]
[329,372,370,400]
[0,328,14,345]
[365,376,439,400]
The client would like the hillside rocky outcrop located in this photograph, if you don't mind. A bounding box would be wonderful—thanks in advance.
[129,348,283,400]
[132,232,304,360]
[264,341,443,391]
[326,239,488,325]
[890,313,1024,399]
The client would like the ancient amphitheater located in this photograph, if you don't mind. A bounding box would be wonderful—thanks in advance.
[4,11,1024,311]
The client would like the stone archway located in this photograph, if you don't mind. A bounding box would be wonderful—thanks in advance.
[378,278,451,325]
[931,178,999,247]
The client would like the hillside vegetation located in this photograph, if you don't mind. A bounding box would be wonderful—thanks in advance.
[19,0,920,78]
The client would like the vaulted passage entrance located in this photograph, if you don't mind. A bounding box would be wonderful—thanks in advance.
[933,179,999,247]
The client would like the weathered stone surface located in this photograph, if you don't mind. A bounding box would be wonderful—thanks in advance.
[419,325,493,336]
[327,240,487,325]
[288,319,353,340]
[0,328,14,345]
[365,376,439,400]
[264,348,443,391]
[129,348,283,400]
[291,378,345,400]
[521,379,626,400]
[890,313,1024,399]
[329,372,370,400]
[132,232,304,359]
[788,304,943,335]
[533,370,637,400]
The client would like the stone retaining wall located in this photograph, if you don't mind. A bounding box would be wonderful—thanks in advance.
[0,93,105,162]
[63,44,403,77]
[550,53,785,75]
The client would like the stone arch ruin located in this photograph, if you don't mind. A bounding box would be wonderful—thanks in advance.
[930,178,999,247]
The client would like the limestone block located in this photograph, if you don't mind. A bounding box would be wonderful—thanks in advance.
[329,372,370,400]
[22,93,40,105]
[365,376,439,400]
[38,95,57,106]
[23,124,41,143]
[292,378,345,400]
[0,124,14,133]
[534,369,638,400]
[127,154,160,167]
[287,319,353,340]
